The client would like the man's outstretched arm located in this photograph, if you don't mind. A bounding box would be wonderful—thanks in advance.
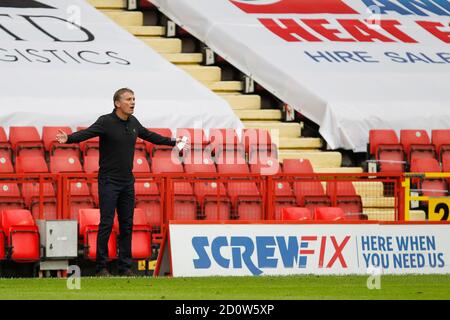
[56,116,104,144]
[137,124,176,146]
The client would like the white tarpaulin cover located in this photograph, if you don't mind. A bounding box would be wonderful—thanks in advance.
[151,0,450,151]
[0,0,242,134]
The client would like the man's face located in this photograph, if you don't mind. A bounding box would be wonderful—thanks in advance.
[116,91,135,116]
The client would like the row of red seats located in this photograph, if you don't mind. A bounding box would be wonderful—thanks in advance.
[0,158,364,224]
[369,129,450,172]
[0,127,277,174]
[0,208,153,263]
[282,207,365,221]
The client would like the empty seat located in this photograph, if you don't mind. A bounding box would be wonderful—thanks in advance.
[432,129,450,161]
[208,128,242,155]
[131,208,152,259]
[294,181,331,209]
[145,128,173,156]
[0,149,14,173]
[326,181,363,214]
[369,129,405,173]
[78,209,117,261]
[249,153,279,176]
[69,181,95,219]
[84,155,99,173]
[177,128,208,150]
[50,155,83,173]
[15,155,48,173]
[203,199,231,220]
[172,199,197,220]
[214,145,247,166]
[282,158,314,174]
[0,183,25,211]
[77,126,99,155]
[315,207,346,221]
[133,153,150,173]
[1,209,40,262]
[237,200,263,220]
[30,198,57,220]
[21,181,55,206]
[183,150,216,169]
[151,154,183,173]
[400,129,435,162]
[281,207,313,221]
[134,180,162,228]
[42,126,79,156]
[410,158,441,173]
[9,126,44,157]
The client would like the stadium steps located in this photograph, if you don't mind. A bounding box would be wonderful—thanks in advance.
[90,2,359,173]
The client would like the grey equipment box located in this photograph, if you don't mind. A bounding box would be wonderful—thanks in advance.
[37,220,78,259]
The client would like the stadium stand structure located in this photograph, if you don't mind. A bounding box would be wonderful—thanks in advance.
[86,0,362,174]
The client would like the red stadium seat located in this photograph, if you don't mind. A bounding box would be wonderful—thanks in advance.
[282,158,314,174]
[173,199,197,220]
[281,207,313,221]
[9,126,44,157]
[400,129,435,162]
[237,200,263,220]
[84,155,99,173]
[1,209,40,262]
[183,150,216,170]
[133,153,150,173]
[432,129,450,161]
[294,181,331,208]
[214,145,247,166]
[0,183,25,211]
[136,199,162,228]
[249,153,279,176]
[50,155,83,173]
[274,198,297,220]
[369,129,405,173]
[315,207,345,221]
[78,209,117,261]
[326,181,363,215]
[145,128,173,156]
[21,181,55,206]
[68,180,95,219]
[42,126,78,157]
[410,158,441,173]
[0,149,14,173]
[15,155,48,173]
[203,199,231,220]
[208,128,242,155]
[131,208,152,259]
[77,126,99,155]
[151,154,183,173]
[30,198,57,220]
[177,128,208,150]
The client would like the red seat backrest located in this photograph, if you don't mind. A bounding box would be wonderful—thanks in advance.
[281,207,313,221]
[314,207,346,221]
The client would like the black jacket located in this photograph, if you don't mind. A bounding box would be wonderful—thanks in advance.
[67,110,176,181]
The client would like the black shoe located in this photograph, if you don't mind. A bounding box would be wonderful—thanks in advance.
[96,268,111,277]
[118,269,135,277]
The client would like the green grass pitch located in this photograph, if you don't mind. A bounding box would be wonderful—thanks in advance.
[0,275,449,300]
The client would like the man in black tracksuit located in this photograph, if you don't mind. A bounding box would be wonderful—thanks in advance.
[57,88,180,276]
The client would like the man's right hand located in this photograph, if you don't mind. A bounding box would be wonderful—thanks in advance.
[56,129,68,144]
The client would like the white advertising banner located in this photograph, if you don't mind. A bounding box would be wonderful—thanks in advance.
[169,223,450,276]
[152,0,450,151]
[0,0,242,133]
